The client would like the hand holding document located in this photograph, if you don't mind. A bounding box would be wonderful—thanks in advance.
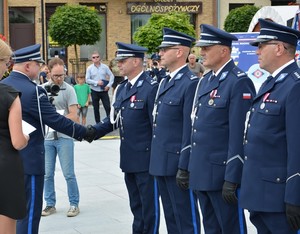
[22,120,36,135]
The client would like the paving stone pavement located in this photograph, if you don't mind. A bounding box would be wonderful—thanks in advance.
[39,97,257,234]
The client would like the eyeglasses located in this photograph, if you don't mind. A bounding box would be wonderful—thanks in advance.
[52,74,65,80]
[258,42,287,50]
[159,47,180,53]
[92,56,100,59]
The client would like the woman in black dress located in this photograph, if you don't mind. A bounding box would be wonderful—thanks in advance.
[0,39,29,233]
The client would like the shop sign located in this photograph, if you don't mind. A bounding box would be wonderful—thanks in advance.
[127,2,202,14]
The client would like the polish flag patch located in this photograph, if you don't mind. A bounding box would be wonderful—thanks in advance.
[243,93,252,99]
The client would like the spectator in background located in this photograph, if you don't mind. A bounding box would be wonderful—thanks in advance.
[86,51,114,123]
[41,58,81,218]
[74,74,91,126]
[0,35,29,234]
[187,53,205,77]
[39,64,49,84]
[147,53,167,83]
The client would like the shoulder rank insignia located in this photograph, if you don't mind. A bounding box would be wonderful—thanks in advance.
[190,74,198,80]
[293,71,300,80]
[232,67,246,78]
[150,79,158,85]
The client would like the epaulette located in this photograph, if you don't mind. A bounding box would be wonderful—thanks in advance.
[190,74,198,80]
[145,76,158,85]
[232,67,247,78]
[292,69,300,81]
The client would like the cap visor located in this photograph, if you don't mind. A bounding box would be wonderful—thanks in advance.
[195,42,215,47]
[157,43,180,49]
[249,38,272,46]
[115,56,130,61]
[37,59,45,63]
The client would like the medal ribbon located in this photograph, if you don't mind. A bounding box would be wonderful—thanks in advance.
[210,89,218,99]
[262,93,270,104]
[130,95,136,102]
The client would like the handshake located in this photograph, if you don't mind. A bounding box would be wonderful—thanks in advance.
[83,125,97,143]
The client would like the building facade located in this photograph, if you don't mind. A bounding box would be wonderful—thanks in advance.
[1,0,286,74]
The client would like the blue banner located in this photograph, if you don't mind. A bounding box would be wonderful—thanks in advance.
[231,32,269,92]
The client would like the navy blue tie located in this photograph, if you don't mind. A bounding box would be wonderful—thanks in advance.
[126,82,132,93]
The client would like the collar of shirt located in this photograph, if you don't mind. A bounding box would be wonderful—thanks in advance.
[169,64,188,81]
[127,71,143,87]
[213,59,232,77]
[271,59,294,78]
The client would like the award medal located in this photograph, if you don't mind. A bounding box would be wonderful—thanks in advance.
[260,93,270,109]
[208,89,219,106]
[130,95,136,107]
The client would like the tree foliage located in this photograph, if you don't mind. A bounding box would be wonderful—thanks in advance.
[224,5,260,32]
[133,12,196,54]
[48,4,102,61]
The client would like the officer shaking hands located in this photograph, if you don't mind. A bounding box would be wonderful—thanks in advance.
[181,24,256,234]
[91,42,160,234]
[240,19,300,233]
[1,44,95,234]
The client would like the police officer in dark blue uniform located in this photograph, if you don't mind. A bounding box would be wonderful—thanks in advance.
[1,44,95,234]
[176,24,256,234]
[240,19,300,234]
[92,42,160,234]
[149,28,200,234]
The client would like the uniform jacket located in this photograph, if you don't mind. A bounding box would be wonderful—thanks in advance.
[149,65,198,176]
[1,71,87,175]
[240,62,300,212]
[94,72,158,173]
[188,60,255,191]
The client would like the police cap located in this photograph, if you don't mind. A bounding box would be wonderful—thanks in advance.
[115,42,147,61]
[196,24,238,47]
[13,44,45,64]
[158,27,195,49]
[250,18,300,47]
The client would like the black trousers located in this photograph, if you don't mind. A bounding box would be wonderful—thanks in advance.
[91,90,111,123]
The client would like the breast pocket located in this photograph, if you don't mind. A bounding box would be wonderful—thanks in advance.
[206,98,227,109]
[129,101,144,110]
[163,97,181,106]
[162,98,181,118]
[258,103,281,116]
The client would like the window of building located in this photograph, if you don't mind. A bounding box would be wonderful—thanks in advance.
[131,14,151,44]
[80,4,107,60]
[9,7,35,49]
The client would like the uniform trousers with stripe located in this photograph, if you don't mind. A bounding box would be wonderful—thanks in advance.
[17,175,44,234]
[195,190,247,234]
[156,176,200,234]
[125,172,160,234]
